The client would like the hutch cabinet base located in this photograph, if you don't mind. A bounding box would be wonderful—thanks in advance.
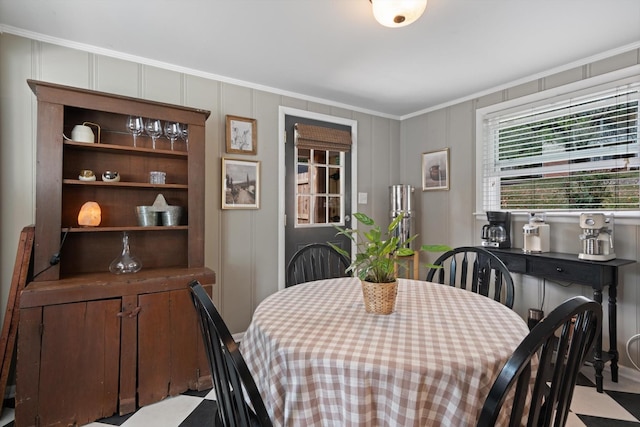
[15,268,215,427]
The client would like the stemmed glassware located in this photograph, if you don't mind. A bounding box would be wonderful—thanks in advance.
[180,124,189,151]
[145,118,162,150]
[126,116,144,148]
[164,122,181,151]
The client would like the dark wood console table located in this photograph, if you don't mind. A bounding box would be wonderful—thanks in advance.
[486,248,635,393]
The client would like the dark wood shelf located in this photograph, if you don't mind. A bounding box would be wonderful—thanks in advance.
[64,140,188,157]
[62,225,188,233]
[63,179,188,189]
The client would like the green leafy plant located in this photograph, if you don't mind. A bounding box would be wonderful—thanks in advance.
[329,212,450,283]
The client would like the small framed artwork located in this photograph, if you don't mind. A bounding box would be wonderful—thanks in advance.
[422,148,450,191]
[222,158,260,209]
[225,115,257,155]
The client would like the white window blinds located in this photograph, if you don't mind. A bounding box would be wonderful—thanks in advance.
[482,82,640,211]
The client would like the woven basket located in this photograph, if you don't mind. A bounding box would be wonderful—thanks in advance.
[361,280,397,315]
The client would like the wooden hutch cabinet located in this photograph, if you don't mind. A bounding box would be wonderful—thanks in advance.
[16,80,215,426]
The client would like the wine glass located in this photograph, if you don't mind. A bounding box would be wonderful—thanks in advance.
[164,122,181,151]
[145,118,162,150]
[126,116,144,148]
[180,124,189,151]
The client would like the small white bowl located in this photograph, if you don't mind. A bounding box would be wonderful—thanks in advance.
[102,171,120,182]
[79,169,96,181]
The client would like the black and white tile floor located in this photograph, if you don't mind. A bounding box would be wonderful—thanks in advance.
[1,368,638,426]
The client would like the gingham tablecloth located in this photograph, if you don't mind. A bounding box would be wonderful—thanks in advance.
[240,278,530,426]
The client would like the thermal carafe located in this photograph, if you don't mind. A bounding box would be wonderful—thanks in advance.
[390,184,414,249]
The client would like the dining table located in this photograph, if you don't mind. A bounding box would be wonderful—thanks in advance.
[239,277,531,426]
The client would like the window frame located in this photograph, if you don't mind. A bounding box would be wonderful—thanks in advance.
[475,66,640,221]
[293,146,346,228]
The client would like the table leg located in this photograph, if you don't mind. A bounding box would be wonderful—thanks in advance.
[608,280,619,384]
[593,288,604,393]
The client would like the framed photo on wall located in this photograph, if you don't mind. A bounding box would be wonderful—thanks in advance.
[225,115,257,155]
[222,158,260,209]
[422,148,449,191]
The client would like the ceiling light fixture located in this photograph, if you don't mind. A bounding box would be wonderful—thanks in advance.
[370,0,427,28]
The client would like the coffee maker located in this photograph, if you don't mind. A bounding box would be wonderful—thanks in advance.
[523,212,550,253]
[481,211,511,248]
[578,213,616,261]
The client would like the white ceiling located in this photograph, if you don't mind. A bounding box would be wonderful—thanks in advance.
[1,0,639,118]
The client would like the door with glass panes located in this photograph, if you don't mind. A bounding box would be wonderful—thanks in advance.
[284,115,352,278]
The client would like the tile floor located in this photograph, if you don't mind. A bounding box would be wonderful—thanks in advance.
[1,368,638,426]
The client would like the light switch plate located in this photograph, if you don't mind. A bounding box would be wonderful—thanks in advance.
[358,192,368,204]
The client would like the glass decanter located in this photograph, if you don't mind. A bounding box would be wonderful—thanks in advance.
[109,232,142,274]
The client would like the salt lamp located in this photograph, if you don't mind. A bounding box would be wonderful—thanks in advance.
[78,201,102,226]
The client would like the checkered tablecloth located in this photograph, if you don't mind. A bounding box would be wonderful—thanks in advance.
[240,278,530,426]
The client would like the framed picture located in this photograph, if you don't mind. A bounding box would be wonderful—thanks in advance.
[422,148,450,191]
[222,158,260,209]
[226,115,257,155]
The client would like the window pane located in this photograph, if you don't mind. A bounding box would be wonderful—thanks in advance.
[297,195,310,224]
[328,196,341,222]
[297,164,309,194]
[501,170,640,210]
[314,150,327,164]
[298,148,310,164]
[328,167,340,195]
[328,152,340,165]
[316,166,327,193]
[313,196,327,223]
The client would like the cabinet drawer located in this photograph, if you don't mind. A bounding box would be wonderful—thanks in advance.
[495,254,526,274]
[528,259,600,287]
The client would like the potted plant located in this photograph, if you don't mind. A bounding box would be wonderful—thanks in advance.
[330,212,449,314]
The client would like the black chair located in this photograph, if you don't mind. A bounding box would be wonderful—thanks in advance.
[286,243,350,287]
[426,246,515,308]
[477,296,602,427]
[189,280,273,427]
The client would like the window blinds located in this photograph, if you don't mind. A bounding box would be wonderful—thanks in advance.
[482,82,640,211]
[294,123,352,152]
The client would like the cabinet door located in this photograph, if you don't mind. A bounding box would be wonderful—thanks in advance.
[17,299,121,427]
[137,286,211,407]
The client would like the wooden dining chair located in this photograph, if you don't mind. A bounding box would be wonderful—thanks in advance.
[477,296,602,427]
[426,246,515,308]
[393,251,420,279]
[286,243,350,287]
[189,280,273,427]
